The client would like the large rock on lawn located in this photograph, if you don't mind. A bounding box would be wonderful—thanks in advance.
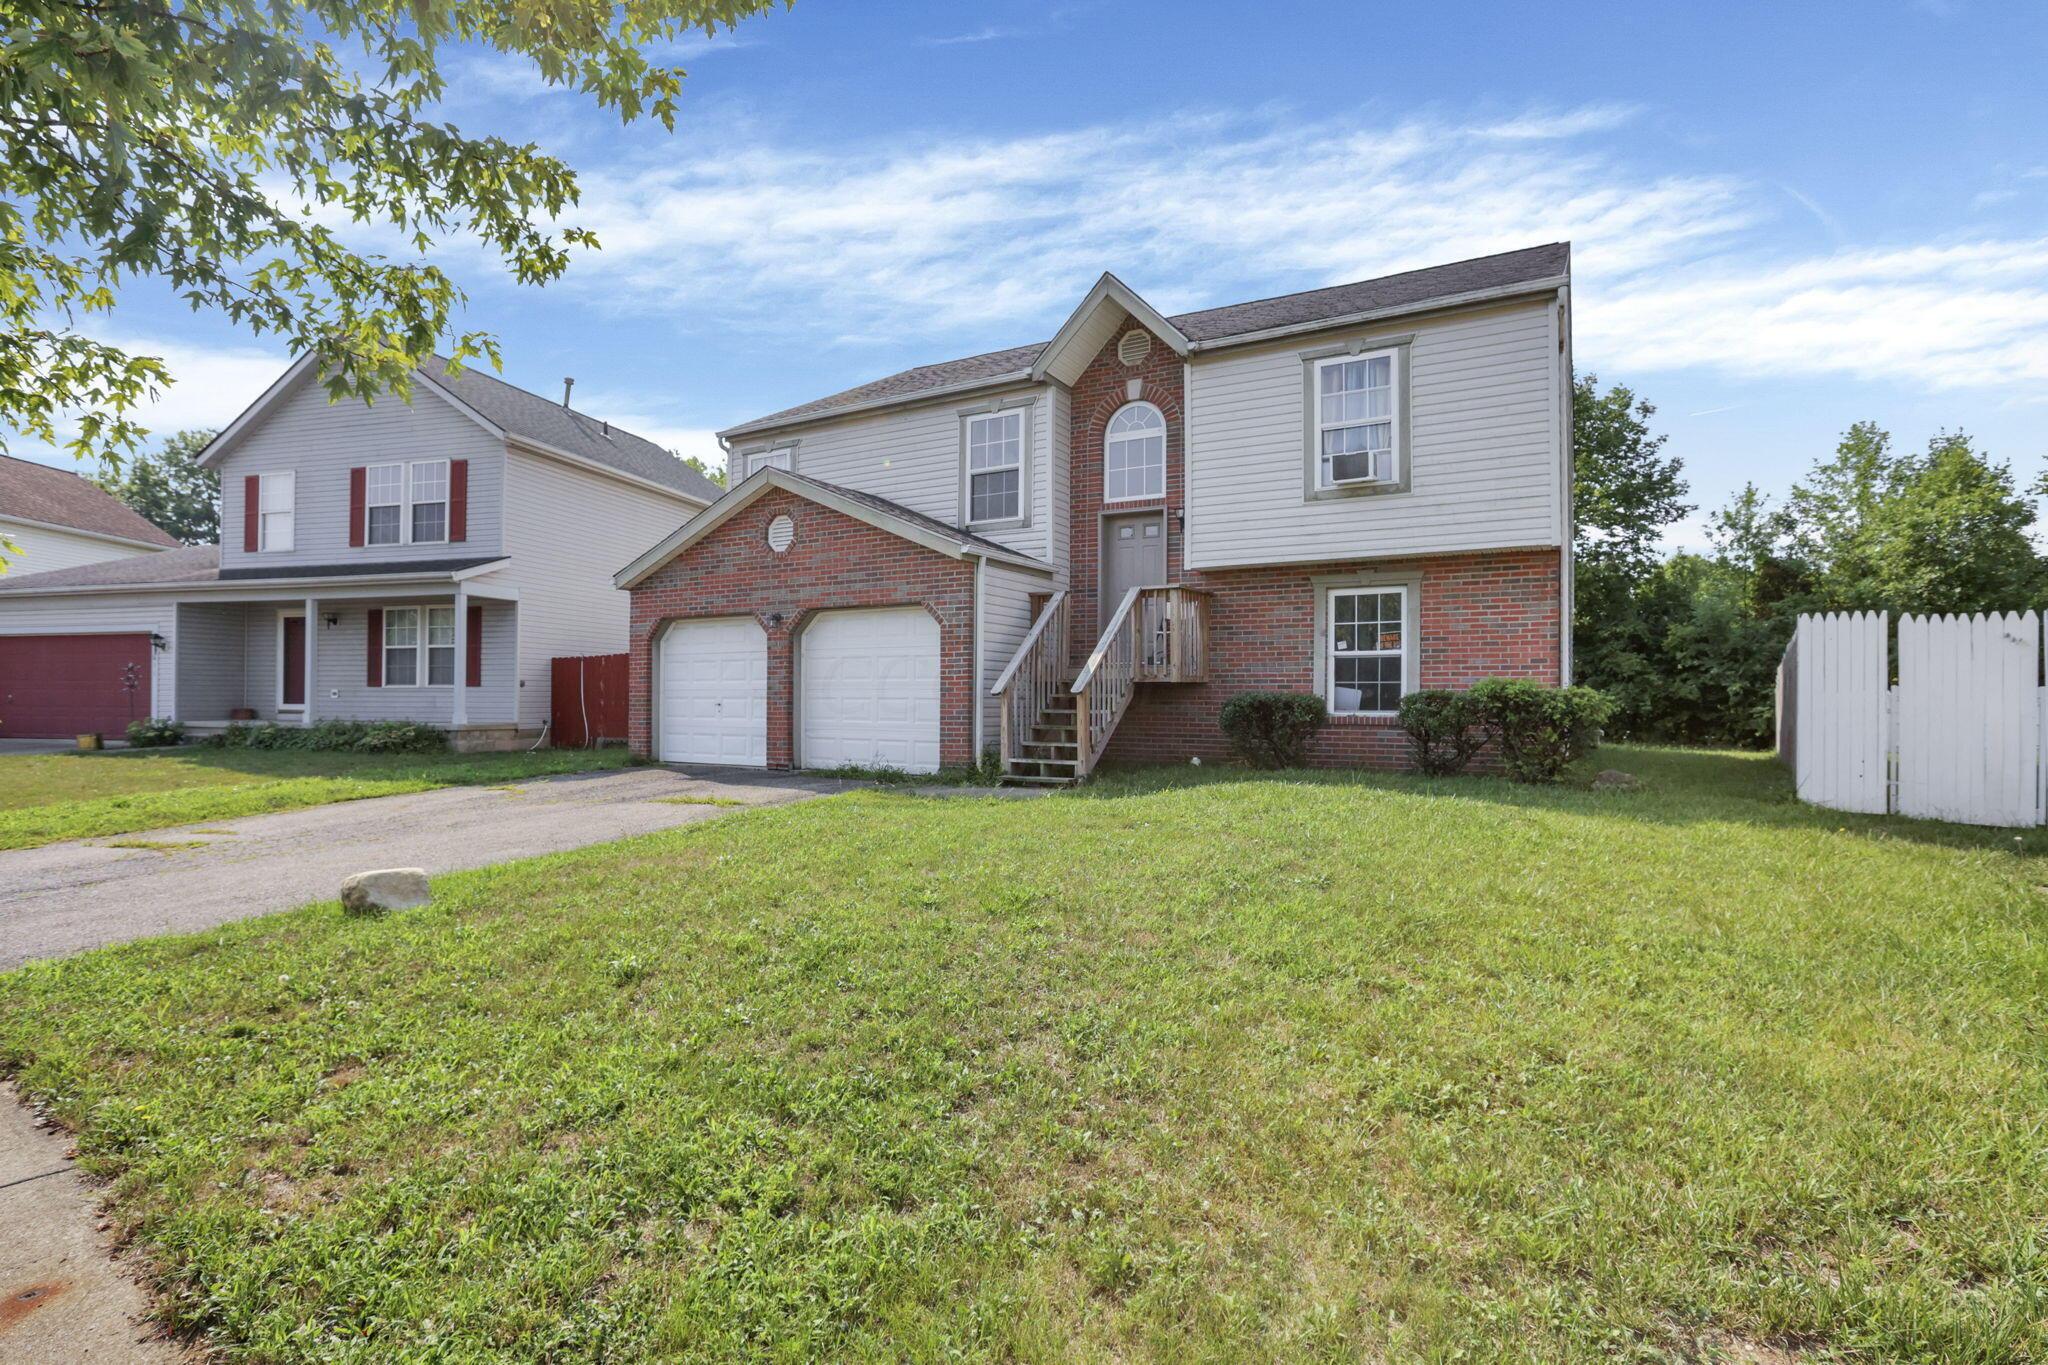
[341,868,430,917]
[1592,769,1641,791]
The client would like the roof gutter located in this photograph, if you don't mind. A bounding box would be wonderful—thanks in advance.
[0,513,179,552]
[1182,275,1571,354]
[0,559,512,601]
[719,368,1037,442]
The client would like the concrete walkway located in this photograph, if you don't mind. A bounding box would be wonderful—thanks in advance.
[0,765,850,970]
[0,1086,188,1362]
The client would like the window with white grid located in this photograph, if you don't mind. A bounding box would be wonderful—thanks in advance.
[965,410,1023,524]
[1315,352,1398,487]
[1328,587,1407,715]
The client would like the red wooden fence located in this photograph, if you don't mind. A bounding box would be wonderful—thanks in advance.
[551,653,628,747]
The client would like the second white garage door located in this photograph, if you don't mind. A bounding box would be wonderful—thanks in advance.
[800,607,942,774]
[658,616,767,766]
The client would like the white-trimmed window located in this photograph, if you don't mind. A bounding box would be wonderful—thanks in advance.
[425,606,456,686]
[363,460,449,546]
[365,463,405,545]
[742,448,793,478]
[1328,587,1406,715]
[410,461,449,544]
[1315,351,1398,487]
[383,607,420,686]
[258,472,295,551]
[1104,402,1165,501]
[965,410,1023,524]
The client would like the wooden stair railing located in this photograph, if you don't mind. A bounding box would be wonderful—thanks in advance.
[995,585,1212,784]
[990,590,1071,781]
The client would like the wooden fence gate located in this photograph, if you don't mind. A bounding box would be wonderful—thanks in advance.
[1778,611,2048,827]
[551,653,629,747]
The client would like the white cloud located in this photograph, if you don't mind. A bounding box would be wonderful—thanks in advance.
[530,102,2048,397]
[917,26,1030,47]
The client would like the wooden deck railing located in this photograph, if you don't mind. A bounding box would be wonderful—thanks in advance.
[990,590,1069,768]
[1072,585,1210,778]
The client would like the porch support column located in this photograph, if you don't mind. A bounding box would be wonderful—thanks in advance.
[451,584,468,729]
[303,596,318,725]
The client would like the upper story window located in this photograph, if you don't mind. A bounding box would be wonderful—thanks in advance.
[365,464,404,545]
[1327,586,1408,716]
[363,460,449,546]
[257,471,295,552]
[410,461,449,544]
[742,448,793,479]
[1104,402,1165,502]
[1315,351,1399,488]
[965,409,1024,525]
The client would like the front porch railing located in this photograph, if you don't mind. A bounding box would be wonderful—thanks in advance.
[990,590,1069,768]
[1072,585,1211,778]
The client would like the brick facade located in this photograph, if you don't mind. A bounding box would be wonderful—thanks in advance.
[1065,319,1564,768]
[626,486,977,767]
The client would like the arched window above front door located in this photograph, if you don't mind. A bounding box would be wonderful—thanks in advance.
[1105,402,1165,502]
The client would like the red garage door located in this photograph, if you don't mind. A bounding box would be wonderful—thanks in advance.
[0,634,154,738]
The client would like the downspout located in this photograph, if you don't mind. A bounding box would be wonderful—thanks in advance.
[1556,283,1575,686]
[1181,358,1195,569]
[716,432,736,490]
[971,552,986,761]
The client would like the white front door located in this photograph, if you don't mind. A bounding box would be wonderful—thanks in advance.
[658,617,767,767]
[800,607,942,774]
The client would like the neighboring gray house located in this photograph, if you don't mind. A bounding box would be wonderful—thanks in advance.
[0,356,717,743]
[0,453,181,572]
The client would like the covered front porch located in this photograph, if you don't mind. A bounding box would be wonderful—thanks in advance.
[171,575,520,744]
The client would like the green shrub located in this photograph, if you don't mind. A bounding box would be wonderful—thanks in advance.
[1397,691,1484,776]
[1467,679,1612,783]
[124,716,186,748]
[1219,692,1327,769]
[206,720,447,754]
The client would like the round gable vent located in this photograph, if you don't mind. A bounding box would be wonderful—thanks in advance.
[1117,329,1152,366]
[766,514,795,553]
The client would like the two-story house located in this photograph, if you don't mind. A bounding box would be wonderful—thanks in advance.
[617,244,1574,779]
[0,358,718,742]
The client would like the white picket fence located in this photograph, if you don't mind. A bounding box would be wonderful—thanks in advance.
[1778,610,2048,827]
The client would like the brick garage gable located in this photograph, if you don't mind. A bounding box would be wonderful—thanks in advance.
[627,486,978,767]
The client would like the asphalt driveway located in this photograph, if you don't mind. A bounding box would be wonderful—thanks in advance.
[0,766,849,969]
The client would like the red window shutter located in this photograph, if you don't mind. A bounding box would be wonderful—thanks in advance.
[366,608,383,687]
[448,459,469,542]
[466,603,484,686]
[243,475,260,552]
[348,467,366,547]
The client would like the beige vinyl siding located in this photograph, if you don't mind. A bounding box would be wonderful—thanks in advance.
[239,600,516,724]
[498,445,700,729]
[1184,299,1562,569]
[0,520,165,574]
[977,560,1045,753]
[0,592,177,716]
[216,375,505,571]
[174,603,248,719]
[740,383,1059,565]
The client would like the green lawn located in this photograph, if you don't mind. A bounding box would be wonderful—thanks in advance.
[3,748,2045,1361]
[0,746,634,849]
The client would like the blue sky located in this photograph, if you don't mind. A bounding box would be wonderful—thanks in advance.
[25,0,2048,550]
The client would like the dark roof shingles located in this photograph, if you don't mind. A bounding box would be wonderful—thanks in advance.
[0,543,219,591]
[0,455,181,546]
[726,244,1570,434]
[428,361,724,504]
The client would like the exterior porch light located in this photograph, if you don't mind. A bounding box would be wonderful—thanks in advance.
[149,632,168,652]
[323,612,339,628]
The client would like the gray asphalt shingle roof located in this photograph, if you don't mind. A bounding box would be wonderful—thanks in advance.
[0,455,181,547]
[0,546,505,593]
[725,244,1569,436]
[0,544,219,591]
[792,473,1045,562]
[429,360,724,504]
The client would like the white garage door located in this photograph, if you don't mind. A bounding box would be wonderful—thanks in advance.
[658,617,767,766]
[800,608,942,774]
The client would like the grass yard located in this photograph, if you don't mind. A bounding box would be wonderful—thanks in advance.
[0,746,635,849]
[3,747,2046,1361]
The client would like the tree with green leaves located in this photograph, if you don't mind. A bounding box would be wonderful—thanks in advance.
[682,454,727,489]
[95,428,219,544]
[0,0,786,469]
[1570,374,1691,727]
